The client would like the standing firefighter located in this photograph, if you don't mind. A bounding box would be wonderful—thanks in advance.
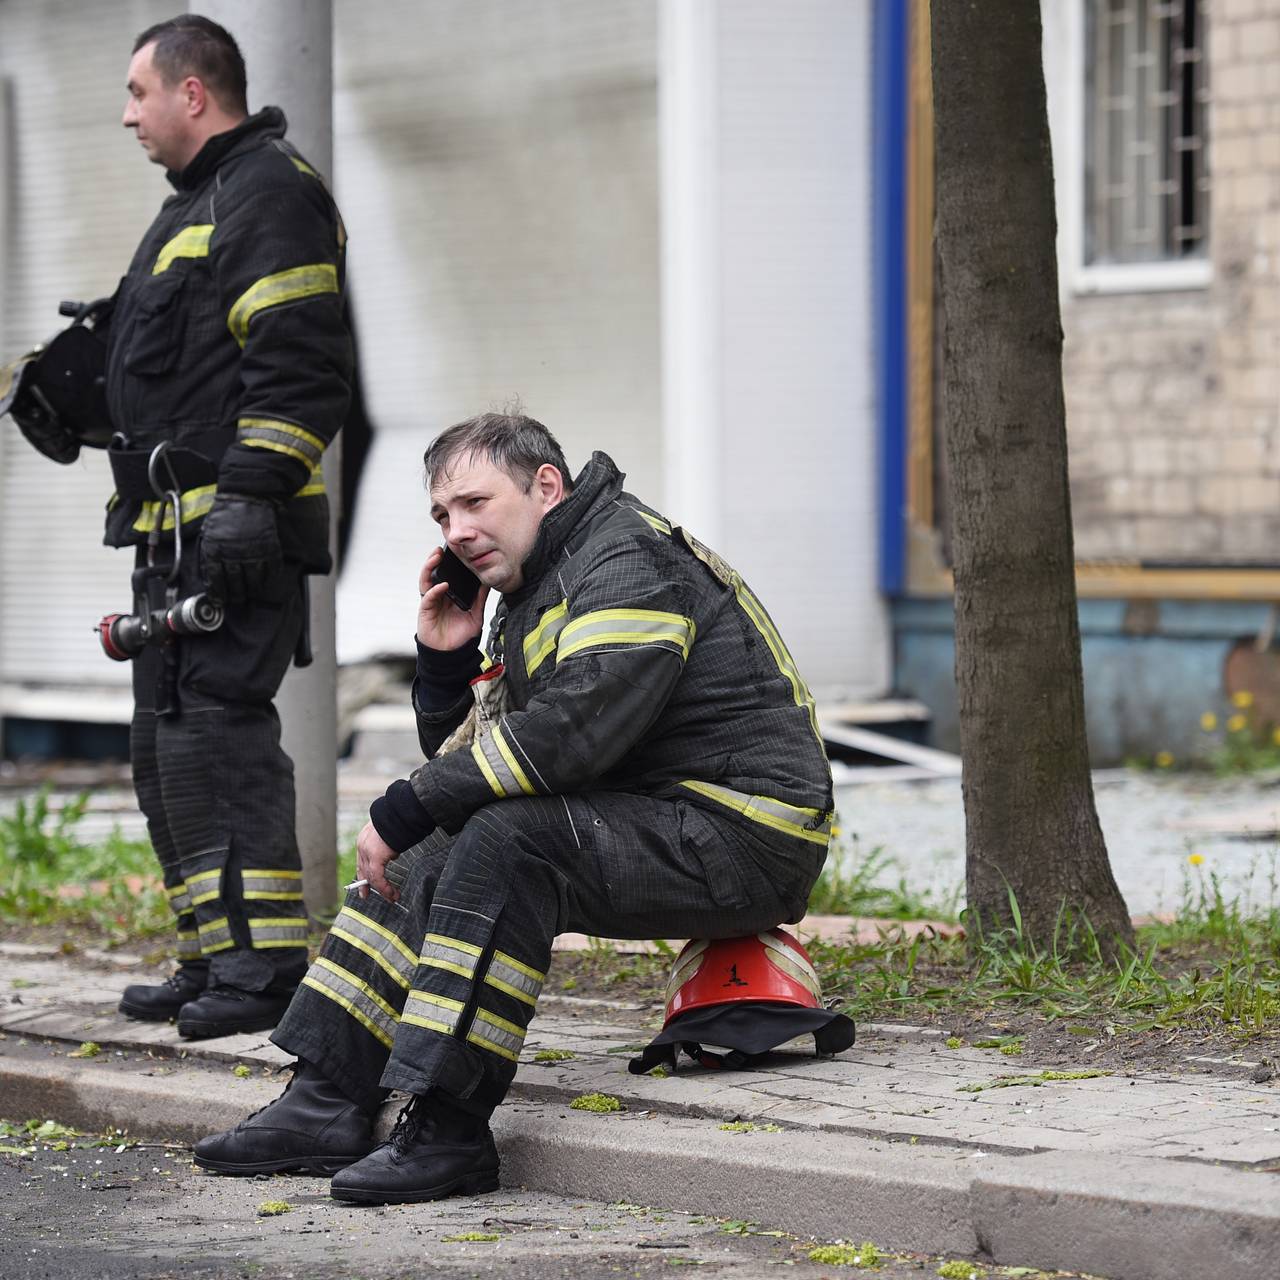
[196,413,834,1204]
[0,15,352,1037]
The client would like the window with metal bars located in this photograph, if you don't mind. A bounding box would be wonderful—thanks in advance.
[1084,0,1209,264]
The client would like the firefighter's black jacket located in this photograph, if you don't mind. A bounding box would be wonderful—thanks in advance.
[410,452,834,854]
[104,107,352,570]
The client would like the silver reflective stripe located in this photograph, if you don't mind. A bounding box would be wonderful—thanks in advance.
[302,957,399,1049]
[248,917,309,949]
[176,930,201,960]
[467,1007,525,1062]
[484,949,545,1007]
[237,417,326,469]
[758,930,822,999]
[522,600,569,677]
[329,910,416,990]
[242,869,304,900]
[420,933,481,981]
[197,916,234,953]
[187,868,222,906]
[664,939,710,1006]
[679,779,832,847]
[556,609,695,663]
[166,884,193,916]
[402,989,464,1035]
[471,730,534,799]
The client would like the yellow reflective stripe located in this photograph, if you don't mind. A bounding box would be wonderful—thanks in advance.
[556,609,695,663]
[492,725,536,796]
[248,917,309,949]
[734,581,820,738]
[522,600,569,677]
[167,886,193,915]
[197,916,234,953]
[479,652,495,673]
[679,779,832,847]
[242,438,314,466]
[420,932,481,981]
[303,957,399,1049]
[484,950,545,1007]
[636,510,672,535]
[402,989,465,1035]
[290,155,318,179]
[152,224,213,274]
[186,868,222,907]
[176,933,202,960]
[242,870,304,901]
[296,464,326,498]
[471,737,505,798]
[467,1007,526,1062]
[473,732,529,799]
[237,417,326,466]
[329,926,410,991]
[132,485,217,533]
[227,263,339,346]
[333,905,419,971]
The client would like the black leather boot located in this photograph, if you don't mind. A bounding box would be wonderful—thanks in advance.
[329,1092,500,1205]
[118,964,209,1022]
[176,984,293,1039]
[193,1060,377,1175]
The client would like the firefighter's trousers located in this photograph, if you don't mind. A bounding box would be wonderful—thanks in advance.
[129,545,309,994]
[272,790,825,1113]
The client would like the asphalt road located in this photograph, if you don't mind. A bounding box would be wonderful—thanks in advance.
[1,1137,1089,1280]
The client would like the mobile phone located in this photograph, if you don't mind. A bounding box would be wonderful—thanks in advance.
[430,546,482,611]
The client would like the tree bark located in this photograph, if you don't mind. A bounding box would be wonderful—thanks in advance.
[930,1,1134,955]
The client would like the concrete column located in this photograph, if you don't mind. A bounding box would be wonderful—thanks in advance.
[658,0,723,546]
[196,2,339,921]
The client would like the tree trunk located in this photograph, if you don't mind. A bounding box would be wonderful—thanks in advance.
[930,1,1134,955]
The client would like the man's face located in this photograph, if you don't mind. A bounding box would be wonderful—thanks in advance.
[122,43,197,170]
[429,453,564,595]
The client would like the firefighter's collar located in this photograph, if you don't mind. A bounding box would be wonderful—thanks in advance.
[168,106,288,190]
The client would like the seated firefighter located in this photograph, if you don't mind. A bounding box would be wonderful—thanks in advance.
[196,412,834,1204]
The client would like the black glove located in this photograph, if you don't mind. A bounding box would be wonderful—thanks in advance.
[199,493,283,605]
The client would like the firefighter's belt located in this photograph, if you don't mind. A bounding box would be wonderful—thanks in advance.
[107,437,220,500]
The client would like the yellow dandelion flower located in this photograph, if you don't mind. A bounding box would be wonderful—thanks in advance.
[1200,712,1218,731]
[1227,714,1248,733]
[1231,690,1254,709]
[1188,853,1204,866]
[1154,751,1174,769]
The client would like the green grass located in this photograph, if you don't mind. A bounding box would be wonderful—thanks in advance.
[805,842,960,921]
[0,788,364,947]
[0,790,169,943]
[807,872,1280,1042]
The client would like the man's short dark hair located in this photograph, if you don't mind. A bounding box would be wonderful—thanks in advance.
[134,15,248,116]
[424,412,574,494]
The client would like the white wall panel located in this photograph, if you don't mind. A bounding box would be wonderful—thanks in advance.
[0,0,172,689]
[661,0,886,699]
[332,0,661,661]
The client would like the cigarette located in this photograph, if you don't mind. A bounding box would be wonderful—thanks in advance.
[344,879,369,890]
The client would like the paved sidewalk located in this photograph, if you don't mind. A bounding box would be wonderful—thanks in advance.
[1,941,1277,1280]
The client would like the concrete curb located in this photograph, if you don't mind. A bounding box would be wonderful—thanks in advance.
[3,1039,1279,1280]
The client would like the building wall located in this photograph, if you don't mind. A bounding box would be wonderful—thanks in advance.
[0,0,174,691]
[1049,0,1280,562]
[332,0,662,662]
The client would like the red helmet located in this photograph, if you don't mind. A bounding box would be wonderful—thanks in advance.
[664,929,824,1020]
[629,928,854,1074]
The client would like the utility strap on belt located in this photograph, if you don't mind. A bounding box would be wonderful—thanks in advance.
[107,435,220,499]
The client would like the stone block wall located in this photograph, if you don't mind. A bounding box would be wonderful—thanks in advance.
[1063,0,1280,563]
